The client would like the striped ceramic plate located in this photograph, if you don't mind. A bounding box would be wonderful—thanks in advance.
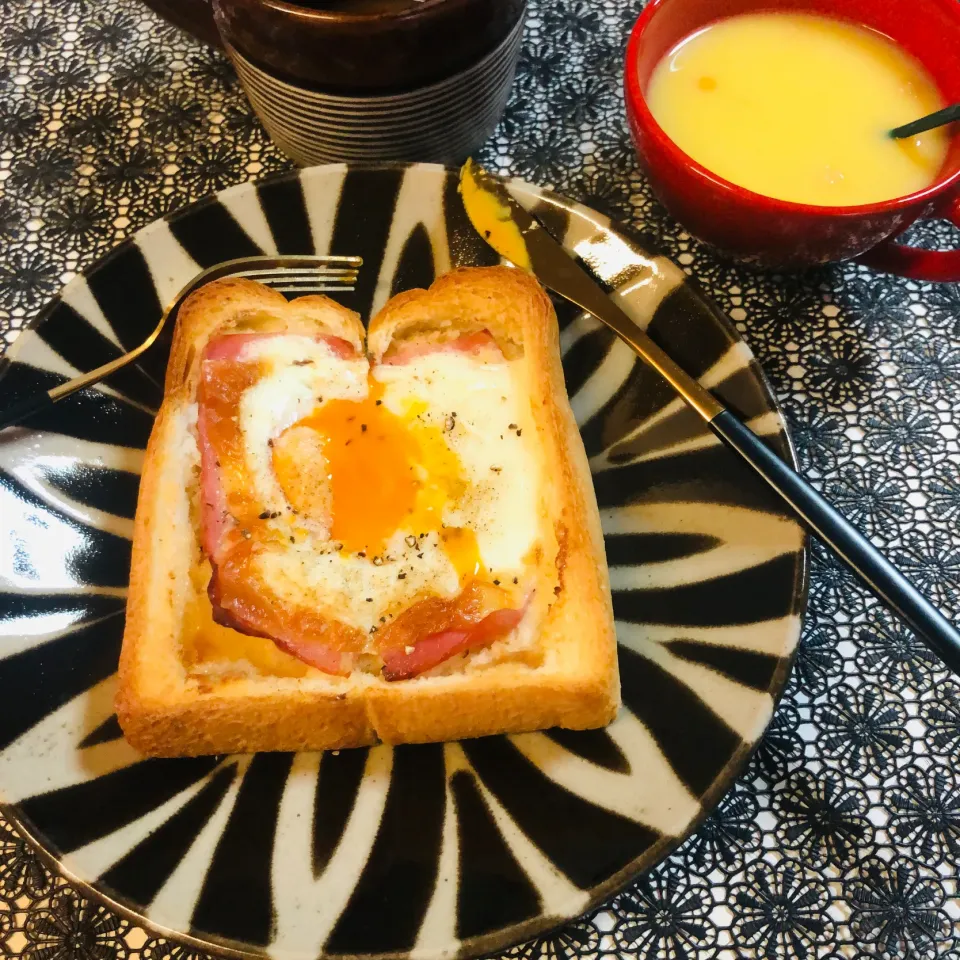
[0,162,806,960]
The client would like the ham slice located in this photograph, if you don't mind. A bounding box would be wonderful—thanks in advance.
[202,332,275,364]
[208,541,365,677]
[381,606,525,681]
[196,354,259,564]
[208,583,350,675]
[203,331,356,362]
[382,330,501,365]
[197,420,229,562]
[197,331,355,562]
[377,581,527,681]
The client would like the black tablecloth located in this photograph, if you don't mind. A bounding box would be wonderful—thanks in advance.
[1,0,959,956]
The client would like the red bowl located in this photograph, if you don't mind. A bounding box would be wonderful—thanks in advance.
[624,0,960,280]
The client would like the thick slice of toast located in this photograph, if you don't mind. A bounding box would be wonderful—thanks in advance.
[117,267,619,756]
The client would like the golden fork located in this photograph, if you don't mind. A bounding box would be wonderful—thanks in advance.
[0,254,362,430]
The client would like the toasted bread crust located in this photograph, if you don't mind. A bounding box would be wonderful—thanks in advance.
[367,267,536,362]
[118,267,619,756]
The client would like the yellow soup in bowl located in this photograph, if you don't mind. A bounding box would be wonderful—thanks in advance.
[646,13,950,207]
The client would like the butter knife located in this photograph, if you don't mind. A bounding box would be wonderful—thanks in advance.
[459,159,960,672]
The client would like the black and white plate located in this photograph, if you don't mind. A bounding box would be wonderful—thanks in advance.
[0,163,806,960]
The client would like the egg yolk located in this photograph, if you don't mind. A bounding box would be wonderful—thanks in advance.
[272,380,478,572]
[440,526,485,582]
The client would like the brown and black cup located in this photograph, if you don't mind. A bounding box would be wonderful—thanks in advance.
[212,0,527,164]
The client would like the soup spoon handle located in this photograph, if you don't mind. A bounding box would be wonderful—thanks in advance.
[890,102,960,138]
[460,160,960,674]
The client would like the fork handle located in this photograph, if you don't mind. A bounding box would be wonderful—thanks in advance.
[710,409,960,672]
[0,390,53,431]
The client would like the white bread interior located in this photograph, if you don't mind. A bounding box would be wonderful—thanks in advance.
[117,268,619,756]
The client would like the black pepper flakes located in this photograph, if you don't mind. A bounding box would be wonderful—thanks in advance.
[508,423,518,430]
[293,359,313,366]
[266,439,274,448]
[366,597,373,602]
[398,572,406,580]
[490,466,502,473]
[290,535,296,543]
[516,428,522,436]
[375,399,382,405]
[493,579,500,585]
[405,535,417,548]
[361,424,367,432]
[513,577,518,584]
[258,511,270,520]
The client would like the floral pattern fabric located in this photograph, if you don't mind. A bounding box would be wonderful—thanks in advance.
[0,0,959,956]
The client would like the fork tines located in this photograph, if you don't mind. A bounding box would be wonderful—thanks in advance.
[234,257,361,294]
[0,254,368,432]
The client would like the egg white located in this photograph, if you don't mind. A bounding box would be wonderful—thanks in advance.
[259,531,460,634]
[235,345,544,635]
[375,352,542,575]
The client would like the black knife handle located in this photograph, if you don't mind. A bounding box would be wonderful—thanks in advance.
[710,409,960,673]
[0,390,54,431]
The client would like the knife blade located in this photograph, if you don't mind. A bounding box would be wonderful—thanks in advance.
[458,159,722,420]
[458,158,960,673]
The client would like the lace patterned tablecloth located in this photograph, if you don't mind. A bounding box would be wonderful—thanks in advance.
[1,0,959,957]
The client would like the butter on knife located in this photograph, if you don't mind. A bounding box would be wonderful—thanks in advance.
[458,159,533,271]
